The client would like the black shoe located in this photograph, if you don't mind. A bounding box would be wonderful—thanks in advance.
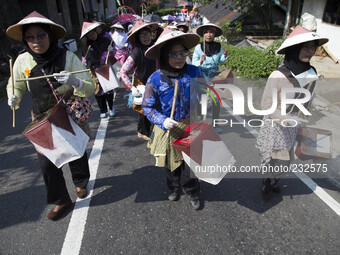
[168,192,179,201]
[189,198,200,210]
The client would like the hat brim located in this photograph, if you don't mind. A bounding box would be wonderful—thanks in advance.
[80,23,102,39]
[276,32,329,54]
[145,32,200,59]
[6,17,66,41]
[196,24,223,37]
[127,22,159,43]
[111,24,124,30]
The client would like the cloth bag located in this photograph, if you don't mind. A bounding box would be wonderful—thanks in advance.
[65,95,93,124]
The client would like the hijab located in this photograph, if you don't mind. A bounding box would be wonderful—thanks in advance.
[22,24,67,114]
[130,29,156,84]
[283,42,316,76]
[160,38,188,77]
[23,24,65,72]
[112,29,127,49]
[200,28,221,56]
[83,32,111,68]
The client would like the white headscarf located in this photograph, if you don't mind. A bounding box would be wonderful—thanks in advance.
[112,30,127,49]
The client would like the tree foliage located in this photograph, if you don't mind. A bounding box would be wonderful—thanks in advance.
[196,0,284,34]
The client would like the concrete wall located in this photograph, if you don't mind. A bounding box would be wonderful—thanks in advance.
[302,0,340,60]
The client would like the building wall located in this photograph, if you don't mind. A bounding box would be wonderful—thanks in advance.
[302,0,340,60]
[90,0,117,21]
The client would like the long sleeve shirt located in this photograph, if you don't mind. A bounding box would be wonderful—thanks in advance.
[142,64,203,130]
[7,51,94,110]
[192,44,227,82]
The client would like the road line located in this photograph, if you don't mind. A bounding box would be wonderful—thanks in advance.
[61,117,109,255]
[294,171,340,216]
[221,99,340,217]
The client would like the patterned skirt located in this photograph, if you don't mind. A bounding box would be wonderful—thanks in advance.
[255,115,301,166]
[147,117,190,171]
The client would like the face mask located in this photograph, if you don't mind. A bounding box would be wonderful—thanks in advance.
[112,31,127,49]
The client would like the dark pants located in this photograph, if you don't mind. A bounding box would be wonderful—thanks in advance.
[38,152,90,205]
[137,113,152,137]
[95,94,113,113]
[266,158,291,181]
[165,163,200,199]
[212,102,220,120]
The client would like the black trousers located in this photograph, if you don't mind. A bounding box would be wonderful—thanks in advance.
[137,113,152,137]
[38,151,90,205]
[165,162,200,199]
[95,94,113,113]
[212,102,220,120]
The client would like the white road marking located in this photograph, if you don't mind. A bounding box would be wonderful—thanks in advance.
[61,117,109,255]
[221,99,340,216]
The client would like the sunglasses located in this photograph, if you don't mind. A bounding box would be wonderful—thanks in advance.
[140,32,151,37]
[168,50,189,58]
[24,32,48,42]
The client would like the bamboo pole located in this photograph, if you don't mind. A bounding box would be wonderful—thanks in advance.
[84,45,91,60]
[203,40,206,55]
[16,69,90,82]
[105,40,114,65]
[9,59,15,128]
[167,80,179,138]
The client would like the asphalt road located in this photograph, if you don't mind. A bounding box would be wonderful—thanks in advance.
[0,88,339,255]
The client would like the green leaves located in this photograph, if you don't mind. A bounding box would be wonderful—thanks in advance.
[221,41,283,79]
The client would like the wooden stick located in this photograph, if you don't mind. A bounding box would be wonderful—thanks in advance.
[105,40,114,65]
[84,45,91,60]
[167,80,179,138]
[322,45,339,64]
[16,69,90,82]
[9,59,15,128]
[203,40,206,55]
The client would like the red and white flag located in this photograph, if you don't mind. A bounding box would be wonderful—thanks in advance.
[95,63,120,93]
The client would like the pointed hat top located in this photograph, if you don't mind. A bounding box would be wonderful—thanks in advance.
[111,22,124,30]
[276,25,329,54]
[80,21,102,38]
[6,11,66,41]
[127,20,158,43]
[145,27,200,59]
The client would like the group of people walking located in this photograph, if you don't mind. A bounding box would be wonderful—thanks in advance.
[6,10,328,220]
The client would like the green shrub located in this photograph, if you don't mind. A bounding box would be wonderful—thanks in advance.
[156,8,181,16]
[220,43,283,79]
[146,4,159,13]
[263,38,285,55]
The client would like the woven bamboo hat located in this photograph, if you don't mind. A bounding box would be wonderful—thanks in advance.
[145,27,200,59]
[6,11,66,41]
[276,25,328,54]
[111,22,124,30]
[80,21,102,39]
[127,20,158,42]
[196,23,223,37]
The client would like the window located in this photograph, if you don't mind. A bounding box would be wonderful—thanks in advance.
[323,0,340,25]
